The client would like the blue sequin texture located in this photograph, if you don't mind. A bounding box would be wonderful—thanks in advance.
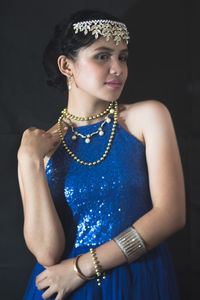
[46,120,153,249]
[23,119,181,300]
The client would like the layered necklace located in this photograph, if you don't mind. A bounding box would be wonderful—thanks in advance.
[57,101,118,166]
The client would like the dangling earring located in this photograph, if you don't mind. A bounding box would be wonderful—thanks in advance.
[67,76,72,90]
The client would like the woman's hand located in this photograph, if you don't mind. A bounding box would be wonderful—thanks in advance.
[17,126,66,162]
[35,258,87,300]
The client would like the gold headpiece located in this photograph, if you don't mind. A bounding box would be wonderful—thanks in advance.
[73,19,130,46]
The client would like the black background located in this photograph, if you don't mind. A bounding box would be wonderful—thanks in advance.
[0,0,198,299]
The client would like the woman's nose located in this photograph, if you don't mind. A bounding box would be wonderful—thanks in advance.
[109,60,123,76]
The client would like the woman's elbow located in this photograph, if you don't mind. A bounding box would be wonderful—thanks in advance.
[24,230,66,267]
[36,250,62,267]
[37,256,58,267]
[178,213,186,229]
[25,237,65,267]
[173,208,186,232]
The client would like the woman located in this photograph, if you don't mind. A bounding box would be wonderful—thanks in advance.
[18,9,186,300]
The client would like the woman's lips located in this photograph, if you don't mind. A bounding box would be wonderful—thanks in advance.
[105,81,122,88]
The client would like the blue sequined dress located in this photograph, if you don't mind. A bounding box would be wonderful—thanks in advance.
[23,118,180,299]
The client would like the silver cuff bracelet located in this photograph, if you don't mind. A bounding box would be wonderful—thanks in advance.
[113,226,147,263]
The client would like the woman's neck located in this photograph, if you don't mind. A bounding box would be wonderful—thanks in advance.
[66,95,113,126]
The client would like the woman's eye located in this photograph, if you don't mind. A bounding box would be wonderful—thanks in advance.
[119,56,128,62]
[95,53,110,60]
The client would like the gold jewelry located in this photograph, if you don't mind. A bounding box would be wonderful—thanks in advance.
[73,19,130,46]
[73,254,96,280]
[57,101,118,166]
[65,106,115,144]
[90,248,106,286]
[113,226,147,264]
[67,76,72,90]
[62,101,114,121]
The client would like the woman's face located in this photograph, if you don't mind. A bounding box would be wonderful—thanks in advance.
[70,37,129,102]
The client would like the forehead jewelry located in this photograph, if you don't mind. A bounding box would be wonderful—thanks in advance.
[73,19,130,46]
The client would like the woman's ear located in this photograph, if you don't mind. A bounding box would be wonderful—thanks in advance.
[57,55,73,77]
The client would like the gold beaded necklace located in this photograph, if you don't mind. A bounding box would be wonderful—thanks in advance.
[61,101,114,121]
[57,101,118,166]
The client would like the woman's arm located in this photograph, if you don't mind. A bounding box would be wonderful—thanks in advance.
[78,100,186,277]
[18,126,67,267]
[35,101,186,299]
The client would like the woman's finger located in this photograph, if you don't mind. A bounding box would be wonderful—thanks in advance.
[55,291,65,300]
[35,270,48,285]
[51,127,68,144]
[51,126,68,135]
[36,278,50,291]
[42,285,57,299]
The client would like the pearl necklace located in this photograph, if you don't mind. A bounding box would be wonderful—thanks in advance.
[63,106,115,144]
[57,101,118,166]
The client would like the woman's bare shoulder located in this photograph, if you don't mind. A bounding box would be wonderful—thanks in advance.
[124,99,169,116]
[118,100,170,147]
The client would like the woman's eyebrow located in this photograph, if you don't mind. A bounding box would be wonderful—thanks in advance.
[93,46,128,53]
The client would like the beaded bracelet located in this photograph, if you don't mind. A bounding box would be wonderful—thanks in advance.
[90,248,106,286]
[113,226,147,263]
[73,254,96,280]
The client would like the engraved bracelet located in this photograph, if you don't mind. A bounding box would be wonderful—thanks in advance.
[113,226,147,263]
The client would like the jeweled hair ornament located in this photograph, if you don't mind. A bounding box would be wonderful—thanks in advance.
[73,19,130,46]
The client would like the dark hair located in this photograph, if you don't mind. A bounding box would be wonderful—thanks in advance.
[42,10,125,92]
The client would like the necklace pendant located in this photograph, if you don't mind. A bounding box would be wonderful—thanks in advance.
[99,130,104,136]
[66,118,73,125]
[72,135,77,141]
[85,137,91,143]
[106,117,111,123]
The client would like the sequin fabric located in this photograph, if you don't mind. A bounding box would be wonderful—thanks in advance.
[23,117,181,300]
[46,119,152,250]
